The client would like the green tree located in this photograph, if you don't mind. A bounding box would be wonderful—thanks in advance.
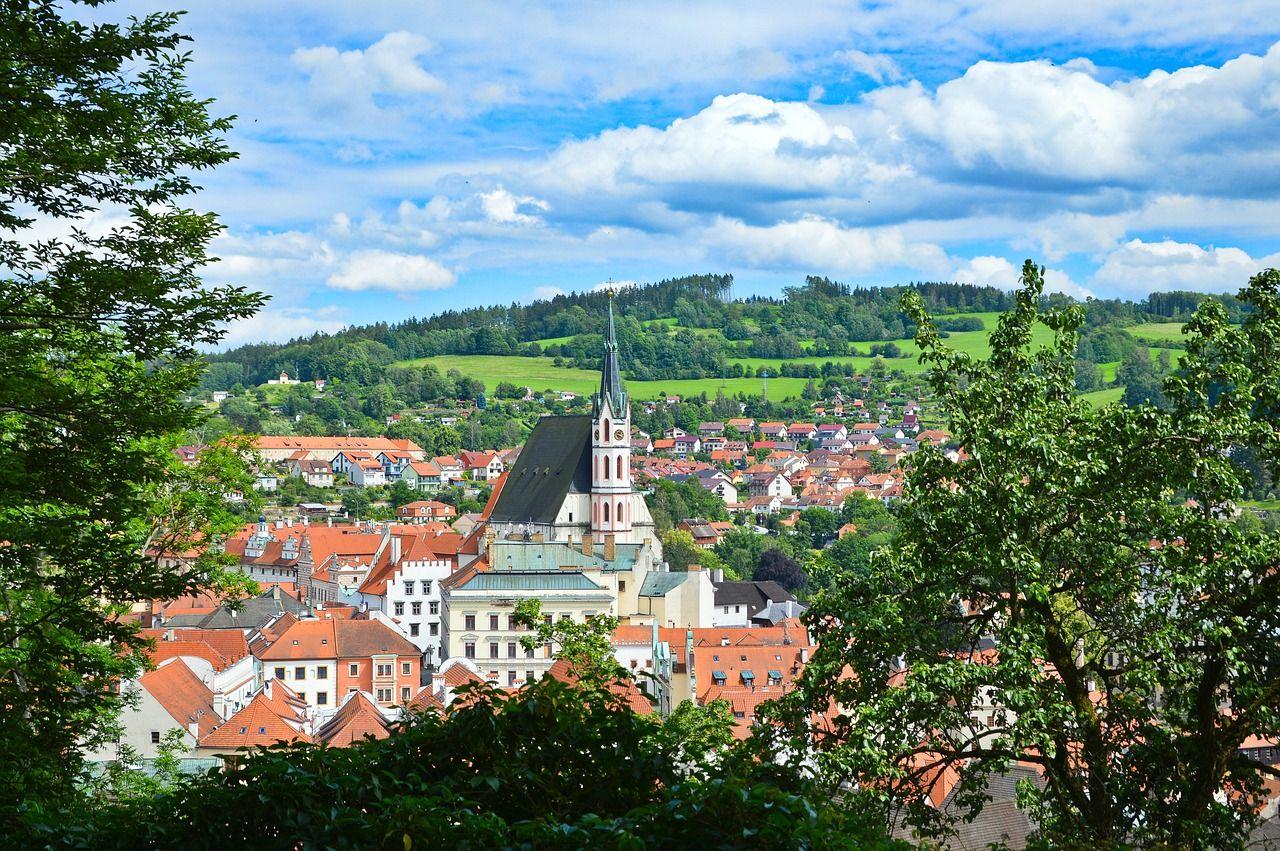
[659,529,703,571]
[786,263,1280,848]
[512,598,620,674]
[341,488,373,518]
[0,1,264,820]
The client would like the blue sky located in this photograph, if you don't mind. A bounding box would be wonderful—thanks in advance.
[108,1,1280,345]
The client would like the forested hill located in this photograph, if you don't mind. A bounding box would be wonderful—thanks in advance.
[209,273,1252,388]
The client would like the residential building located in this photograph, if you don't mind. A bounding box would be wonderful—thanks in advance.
[254,436,424,464]
[711,579,796,627]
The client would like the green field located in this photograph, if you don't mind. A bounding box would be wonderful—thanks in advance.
[392,354,811,400]
[1081,387,1125,407]
[1129,322,1188,342]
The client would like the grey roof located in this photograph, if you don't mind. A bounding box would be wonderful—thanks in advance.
[639,571,691,597]
[750,599,808,625]
[186,587,308,630]
[456,571,604,591]
[713,580,795,614]
[489,539,642,573]
[489,415,591,525]
[595,296,626,416]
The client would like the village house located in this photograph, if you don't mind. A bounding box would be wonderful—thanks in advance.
[396,500,457,524]
[254,436,424,464]
[460,450,505,481]
[287,456,335,488]
[400,459,445,491]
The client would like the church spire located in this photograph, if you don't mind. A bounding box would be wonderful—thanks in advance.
[596,288,625,416]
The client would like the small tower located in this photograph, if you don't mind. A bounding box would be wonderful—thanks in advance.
[591,289,632,536]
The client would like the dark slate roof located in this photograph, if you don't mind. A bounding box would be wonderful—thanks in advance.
[489,415,592,525]
[194,588,308,630]
[712,580,795,615]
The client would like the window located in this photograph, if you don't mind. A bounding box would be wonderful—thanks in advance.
[507,642,517,658]
[735,605,741,613]
[464,642,476,659]
[603,501,610,521]
[525,646,534,659]
[465,614,476,630]
[274,666,285,680]
[429,622,439,636]
[349,663,359,676]
[316,666,327,679]
[394,602,404,616]
[508,670,517,686]
[401,686,411,702]
[294,666,306,680]
[507,615,517,630]
[489,614,499,630]
[401,661,411,676]
[489,642,499,659]
[429,601,439,615]
[409,623,420,637]
[526,670,535,682]
[412,601,422,615]
[423,580,432,594]
[619,580,625,593]
[543,614,552,625]
[559,614,571,623]
[376,663,393,677]
[150,731,161,744]
[403,581,414,595]
[616,456,623,478]
[376,688,392,703]
[316,691,328,706]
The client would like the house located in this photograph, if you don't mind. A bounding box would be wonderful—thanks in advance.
[141,627,257,719]
[631,434,654,454]
[288,458,335,488]
[460,450,504,481]
[397,500,457,524]
[749,471,793,499]
[786,423,818,441]
[671,435,702,458]
[253,470,278,492]
[712,580,796,627]
[694,468,738,504]
[211,391,229,403]
[377,450,416,480]
[355,531,458,664]
[401,460,444,492]
[698,422,725,438]
[816,423,848,442]
[653,438,676,454]
[743,495,783,516]
[758,422,787,439]
[93,659,221,761]
[677,519,723,549]
[313,690,395,747]
[255,437,424,464]
[349,458,387,488]
[198,679,310,758]
[432,455,466,482]
[255,617,422,713]
[331,450,376,478]
[727,417,755,434]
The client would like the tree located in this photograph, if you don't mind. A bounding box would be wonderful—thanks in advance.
[33,674,900,849]
[512,598,620,674]
[0,1,264,821]
[660,529,703,571]
[341,488,372,518]
[754,548,806,592]
[786,263,1280,848]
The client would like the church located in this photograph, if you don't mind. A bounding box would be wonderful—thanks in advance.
[485,294,658,548]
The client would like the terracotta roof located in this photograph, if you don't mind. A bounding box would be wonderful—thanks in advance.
[255,618,418,661]
[139,659,219,737]
[546,658,653,715]
[313,691,393,747]
[439,659,487,688]
[405,686,445,714]
[255,436,422,453]
[142,628,251,672]
[200,682,311,750]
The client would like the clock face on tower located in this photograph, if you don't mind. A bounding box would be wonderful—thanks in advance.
[614,429,625,440]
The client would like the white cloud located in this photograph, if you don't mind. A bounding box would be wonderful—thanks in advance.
[532,285,565,300]
[326,249,456,292]
[1091,239,1280,295]
[218,307,348,347]
[480,187,550,225]
[835,49,903,83]
[952,255,1094,299]
[292,31,445,116]
[707,215,949,276]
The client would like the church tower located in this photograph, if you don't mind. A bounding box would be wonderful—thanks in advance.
[591,291,632,535]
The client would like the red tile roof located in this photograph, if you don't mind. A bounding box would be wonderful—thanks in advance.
[200,682,311,750]
[139,659,219,737]
[313,691,393,747]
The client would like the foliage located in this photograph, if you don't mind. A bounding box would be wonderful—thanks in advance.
[753,549,807,592]
[512,599,620,673]
[32,676,900,849]
[784,263,1280,848]
[0,0,264,820]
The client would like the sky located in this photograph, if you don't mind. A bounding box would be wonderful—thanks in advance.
[107,1,1280,345]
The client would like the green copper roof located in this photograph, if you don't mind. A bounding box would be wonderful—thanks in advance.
[488,539,641,573]
[457,571,604,592]
[638,571,689,597]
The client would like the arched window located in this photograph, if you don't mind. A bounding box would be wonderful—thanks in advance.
[602,456,609,480]
[603,501,610,522]
[617,501,623,524]
[603,418,610,437]
[616,455,623,479]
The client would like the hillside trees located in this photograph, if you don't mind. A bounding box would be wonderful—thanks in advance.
[785,263,1280,848]
[0,0,264,819]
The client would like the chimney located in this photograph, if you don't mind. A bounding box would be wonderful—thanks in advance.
[712,568,723,583]
[188,722,200,739]
[582,531,593,556]
[800,648,810,663]
[603,534,616,561]
[688,564,701,572]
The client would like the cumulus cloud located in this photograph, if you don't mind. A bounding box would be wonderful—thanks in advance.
[326,249,456,292]
[952,255,1094,299]
[292,31,445,115]
[1091,239,1280,295]
[480,187,550,225]
[707,215,949,276]
[531,285,565,300]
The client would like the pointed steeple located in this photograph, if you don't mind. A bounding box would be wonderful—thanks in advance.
[596,288,626,416]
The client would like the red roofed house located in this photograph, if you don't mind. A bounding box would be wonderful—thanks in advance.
[460,450,505,482]
[94,659,221,761]
[254,618,422,715]
[198,679,310,760]
[313,690,395,747]
[786,423,817,441]
[397,500,458,524]
[402,459,445,492]
[141,627,256,718]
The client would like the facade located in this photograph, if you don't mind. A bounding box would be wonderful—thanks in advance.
[255,436,424,464]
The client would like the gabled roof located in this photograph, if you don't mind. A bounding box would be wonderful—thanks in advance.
[139,659,219,737]
[313,691,393,747]
[200,683,311,750]
[546,658,652,715]
[142,628,251,672]
[713,580,795,611]
[488,415,591,525]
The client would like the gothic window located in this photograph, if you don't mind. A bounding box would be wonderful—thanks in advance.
[617,501,623,523]
[603,501,610,522]
[616,455,623,478]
